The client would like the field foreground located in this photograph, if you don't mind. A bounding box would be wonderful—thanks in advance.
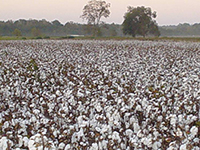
[0,40,199,149]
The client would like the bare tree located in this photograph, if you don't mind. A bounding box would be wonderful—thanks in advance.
[81,0,111,36]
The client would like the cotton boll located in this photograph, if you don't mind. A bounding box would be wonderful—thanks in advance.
[17,135,23,147]
[189,126,198,139]
[180,143,187,150]
[191,116,197,122]
[141,137,152,147]
[56,90,62,96]
[95,127,101,133]
[192,146,200,150]
[3,121,9,130]
[0,137,13,150]
[101,140,108,149]
[64,144,71,150]
[28,140,36,150]
[100,124,110,134]
[28,134,56,150]
[157,115,163,122]
[152,141,161,150]
[90,143,98,150]
[193,138,199,144]
[58,142,66,149]
[77,116,88,128]
[134,122,140,134]
[129,116,136,125]
[50,78,55,83]
[176,128,183,138]
[53,130,59,138]
[76,128,85,141]
[170,114,177,127]
[125,129,133,138]
[80,142,87,146]
[153,130,159,139]
[95,104,102,112]
[28,134,43,150]
[141,98,148,109]
[136,105,142,111]
[40,71,46,80]
[120,142,126,149]
[30,116,37,122]
[178,114,183,123]
[112,131,121,143]
[146,105,152,115]
[41,118,49,124]
[30,103,35,108]
[77,90,84,97]
[137,130,143,138]
[167,141,177,150]
[129,138,138,147]
[23,137,29,147]
[33,109,40,115]
[64,90,72,98]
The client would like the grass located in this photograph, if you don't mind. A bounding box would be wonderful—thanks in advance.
[1,36,200,42]
[58,36,200,42]
[0,36,22,40]
[0,36,31,40]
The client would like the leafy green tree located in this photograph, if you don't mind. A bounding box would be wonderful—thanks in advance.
[31,27,41,37]
[96,28,102,37]
[52,20,63,27]
[12,28,22,37]
[122,6,160,37]
[81,0,111,36]
[110,28,117,36]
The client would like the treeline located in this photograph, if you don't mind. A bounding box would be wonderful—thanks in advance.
[1,19,200,37]
[159,23,200,37]
[0,19,123,37]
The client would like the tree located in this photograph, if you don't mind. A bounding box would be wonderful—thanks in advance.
[52,20,63,27]
[81,0,111,36]
[110,28,117,36]
[122,6,160,37]
[31,27,41,37]
[12,28,22,37]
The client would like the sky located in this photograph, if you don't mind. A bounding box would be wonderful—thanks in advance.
[0,0,200,25]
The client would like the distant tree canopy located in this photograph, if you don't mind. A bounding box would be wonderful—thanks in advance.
[122,6,160,37]
[159,23,200,36]
[81,0,111,36]
[52,20,63,27]
[0,19,123,37]
[12,28,22,37]
[1,19,200,37]
[31,27,41,37]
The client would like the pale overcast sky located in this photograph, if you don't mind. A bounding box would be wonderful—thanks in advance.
[0,0,200,25]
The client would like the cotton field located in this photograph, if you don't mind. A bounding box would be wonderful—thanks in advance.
[0,40,199,150]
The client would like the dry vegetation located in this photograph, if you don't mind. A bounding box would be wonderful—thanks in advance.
[0,40,199,149]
